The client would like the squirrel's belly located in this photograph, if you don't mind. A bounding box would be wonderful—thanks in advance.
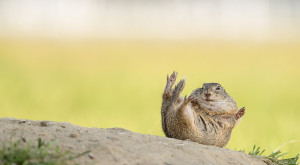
[184,116,233,147]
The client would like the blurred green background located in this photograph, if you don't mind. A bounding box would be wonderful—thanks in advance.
[0,0,299,159]
[0,39,299,156]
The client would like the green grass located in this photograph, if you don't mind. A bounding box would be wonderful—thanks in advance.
[0,138,89,165]
[248,145,299,165]
[0,38,299,157]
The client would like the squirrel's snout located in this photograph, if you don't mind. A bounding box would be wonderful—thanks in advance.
[205,93,211,100]
[205,93,211,97]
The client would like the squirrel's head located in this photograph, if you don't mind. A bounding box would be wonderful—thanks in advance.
[194,83,238,113]
[200,83,228,102]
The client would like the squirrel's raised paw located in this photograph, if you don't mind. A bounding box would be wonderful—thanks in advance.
[235,107,245,120]
[164,71,178,96]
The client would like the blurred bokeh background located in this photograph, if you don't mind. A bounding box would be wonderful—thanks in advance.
[0,0,299,157]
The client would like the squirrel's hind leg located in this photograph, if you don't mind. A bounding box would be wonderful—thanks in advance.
[163,71,177,99]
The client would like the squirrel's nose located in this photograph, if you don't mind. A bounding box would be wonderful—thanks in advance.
[205,93,211,98]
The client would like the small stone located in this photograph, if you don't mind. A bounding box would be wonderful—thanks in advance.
[106,136,118,141]
[69,133,78,138]
[19,120,26,124]
[40,121,48,127]
[21,137,26,142]
[88,153,94,159]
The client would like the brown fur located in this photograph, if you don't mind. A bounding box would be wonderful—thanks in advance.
[161,72,245,147]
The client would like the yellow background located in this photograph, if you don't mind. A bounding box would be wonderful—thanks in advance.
[0,38,299,156]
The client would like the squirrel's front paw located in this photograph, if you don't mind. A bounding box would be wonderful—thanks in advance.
[188,95,198,106]
[183,95,196,105]
[235,107,245,120]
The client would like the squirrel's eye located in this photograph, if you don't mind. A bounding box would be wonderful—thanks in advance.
[216,86,221,90]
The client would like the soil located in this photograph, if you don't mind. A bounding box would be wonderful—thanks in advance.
[0,118,265,165]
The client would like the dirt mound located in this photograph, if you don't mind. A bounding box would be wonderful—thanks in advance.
[0,118,265,165]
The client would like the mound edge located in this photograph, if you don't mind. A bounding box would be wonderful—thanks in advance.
[0,118,265,165]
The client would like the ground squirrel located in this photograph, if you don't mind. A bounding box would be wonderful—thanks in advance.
[161,72,245,147]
